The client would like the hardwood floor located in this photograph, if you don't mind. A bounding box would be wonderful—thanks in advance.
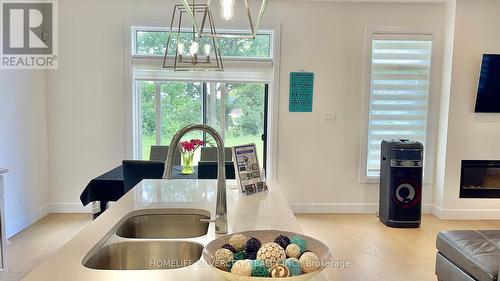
[1,213,499,281]
[296,214,500,281]
[0,214,91,281]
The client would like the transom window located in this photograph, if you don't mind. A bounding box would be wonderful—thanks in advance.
[133,29,272,58]
[364,34,433,178]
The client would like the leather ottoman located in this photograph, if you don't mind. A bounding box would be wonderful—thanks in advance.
[436,230,500,281]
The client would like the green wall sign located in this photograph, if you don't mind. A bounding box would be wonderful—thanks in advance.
[289,72,314,112]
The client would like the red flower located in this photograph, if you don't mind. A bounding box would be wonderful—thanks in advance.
[180,139,204,152]
[191,139,204,146]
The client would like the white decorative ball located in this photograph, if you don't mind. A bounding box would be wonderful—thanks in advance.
[286,243,301,258]
[214,248,233,270]
[228,233,248,250]
[299,252,320,273]
[256,242,286,269]
[230,259,252,276]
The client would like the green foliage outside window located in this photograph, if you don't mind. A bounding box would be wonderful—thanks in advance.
[139,82,265,162]
[135,30,271,58]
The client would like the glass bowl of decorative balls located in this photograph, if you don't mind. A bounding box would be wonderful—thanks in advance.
[203,230,331,281]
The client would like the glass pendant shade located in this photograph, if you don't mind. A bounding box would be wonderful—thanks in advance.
[180,0,268,39]
[163,4,223,71]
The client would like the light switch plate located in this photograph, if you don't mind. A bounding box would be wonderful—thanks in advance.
[322,112,336,122]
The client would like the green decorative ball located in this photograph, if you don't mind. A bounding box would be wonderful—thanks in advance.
[234,250,246,261]
[251,260,269,277]
[290,236,307,253]
[284,258,303,276]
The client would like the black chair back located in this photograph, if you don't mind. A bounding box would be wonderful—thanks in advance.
[200,147,233,161]
[198,161,236,179]
[149,145,181,165]
[122,160,165,193]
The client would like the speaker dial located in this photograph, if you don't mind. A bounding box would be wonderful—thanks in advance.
[392,181,420,208]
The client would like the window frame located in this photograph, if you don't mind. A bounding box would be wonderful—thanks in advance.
[131,26,274,61]
[125,22,282,180]
[359,27,441,184]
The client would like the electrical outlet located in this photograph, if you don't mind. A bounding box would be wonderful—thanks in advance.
[322,112,336,122]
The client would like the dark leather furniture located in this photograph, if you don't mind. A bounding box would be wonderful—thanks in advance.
[436,230,500,281]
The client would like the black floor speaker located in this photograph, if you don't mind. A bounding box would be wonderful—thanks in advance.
[379,139,423,228]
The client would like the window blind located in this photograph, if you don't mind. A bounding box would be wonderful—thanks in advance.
[366,34,433,177]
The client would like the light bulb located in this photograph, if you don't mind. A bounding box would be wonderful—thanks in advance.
[189,42,199,56]
[203,44,211,56]
[177,43,185,55]
[220,0,235,21]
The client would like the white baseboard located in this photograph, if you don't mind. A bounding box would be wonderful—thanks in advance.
[49,202,91,213]
[291,203,435,214]
[431,205,500,219]
[6,204,51,239]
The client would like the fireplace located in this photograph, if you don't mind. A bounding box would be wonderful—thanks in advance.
[460,160,500,198]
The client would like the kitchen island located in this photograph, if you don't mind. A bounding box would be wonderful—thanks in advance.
[22,179,328,281]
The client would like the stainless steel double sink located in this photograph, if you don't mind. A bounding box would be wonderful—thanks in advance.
[82,208,211,270]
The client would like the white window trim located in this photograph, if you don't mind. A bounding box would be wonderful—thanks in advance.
[359,26,441,185]
[124,21,282,181]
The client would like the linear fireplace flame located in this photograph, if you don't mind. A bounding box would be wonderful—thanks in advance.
[460,160,500,198]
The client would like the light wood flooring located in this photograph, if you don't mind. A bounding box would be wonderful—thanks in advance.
[296,214,500,281]
[0,214,91,281]
[1,213,499,281]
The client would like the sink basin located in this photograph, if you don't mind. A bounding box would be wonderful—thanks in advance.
[115,209,210,239]
[83,241,203,270]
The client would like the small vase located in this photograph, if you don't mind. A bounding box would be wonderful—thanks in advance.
[181,151,195,175]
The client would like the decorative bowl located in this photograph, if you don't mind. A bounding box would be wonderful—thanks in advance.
[203,230,331,281]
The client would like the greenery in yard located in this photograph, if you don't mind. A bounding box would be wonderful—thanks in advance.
[135,31,271,58]
[140,82,265,166]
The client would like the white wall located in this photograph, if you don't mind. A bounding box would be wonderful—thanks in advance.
[0,71,51,237]
[433,0,455,211]
[46,0,128,210]
[273,1,445,212]
[45,0,445,213]
[435,0,500,218]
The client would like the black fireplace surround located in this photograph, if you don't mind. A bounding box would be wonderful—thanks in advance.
[460,160,500,198]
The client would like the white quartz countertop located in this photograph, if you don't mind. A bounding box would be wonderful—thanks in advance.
[0,168,8,175]
[22,179,327,281]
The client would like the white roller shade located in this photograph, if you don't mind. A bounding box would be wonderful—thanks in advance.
[132,57,273,83]
[366,34,433,177]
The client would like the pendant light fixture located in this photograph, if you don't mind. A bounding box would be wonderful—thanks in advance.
[163,4,223,71]
[180,0,268,39]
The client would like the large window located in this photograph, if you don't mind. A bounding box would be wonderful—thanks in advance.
[138,81,268,168]
[363,34,433,178]
[131,27,273,171]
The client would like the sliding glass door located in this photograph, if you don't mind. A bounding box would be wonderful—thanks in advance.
[223,83,266,168]
[138,80,268,169]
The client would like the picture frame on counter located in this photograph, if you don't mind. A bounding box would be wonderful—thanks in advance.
[232,144,267,195]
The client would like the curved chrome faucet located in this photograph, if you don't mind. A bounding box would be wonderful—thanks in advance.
[163,124,227,234]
